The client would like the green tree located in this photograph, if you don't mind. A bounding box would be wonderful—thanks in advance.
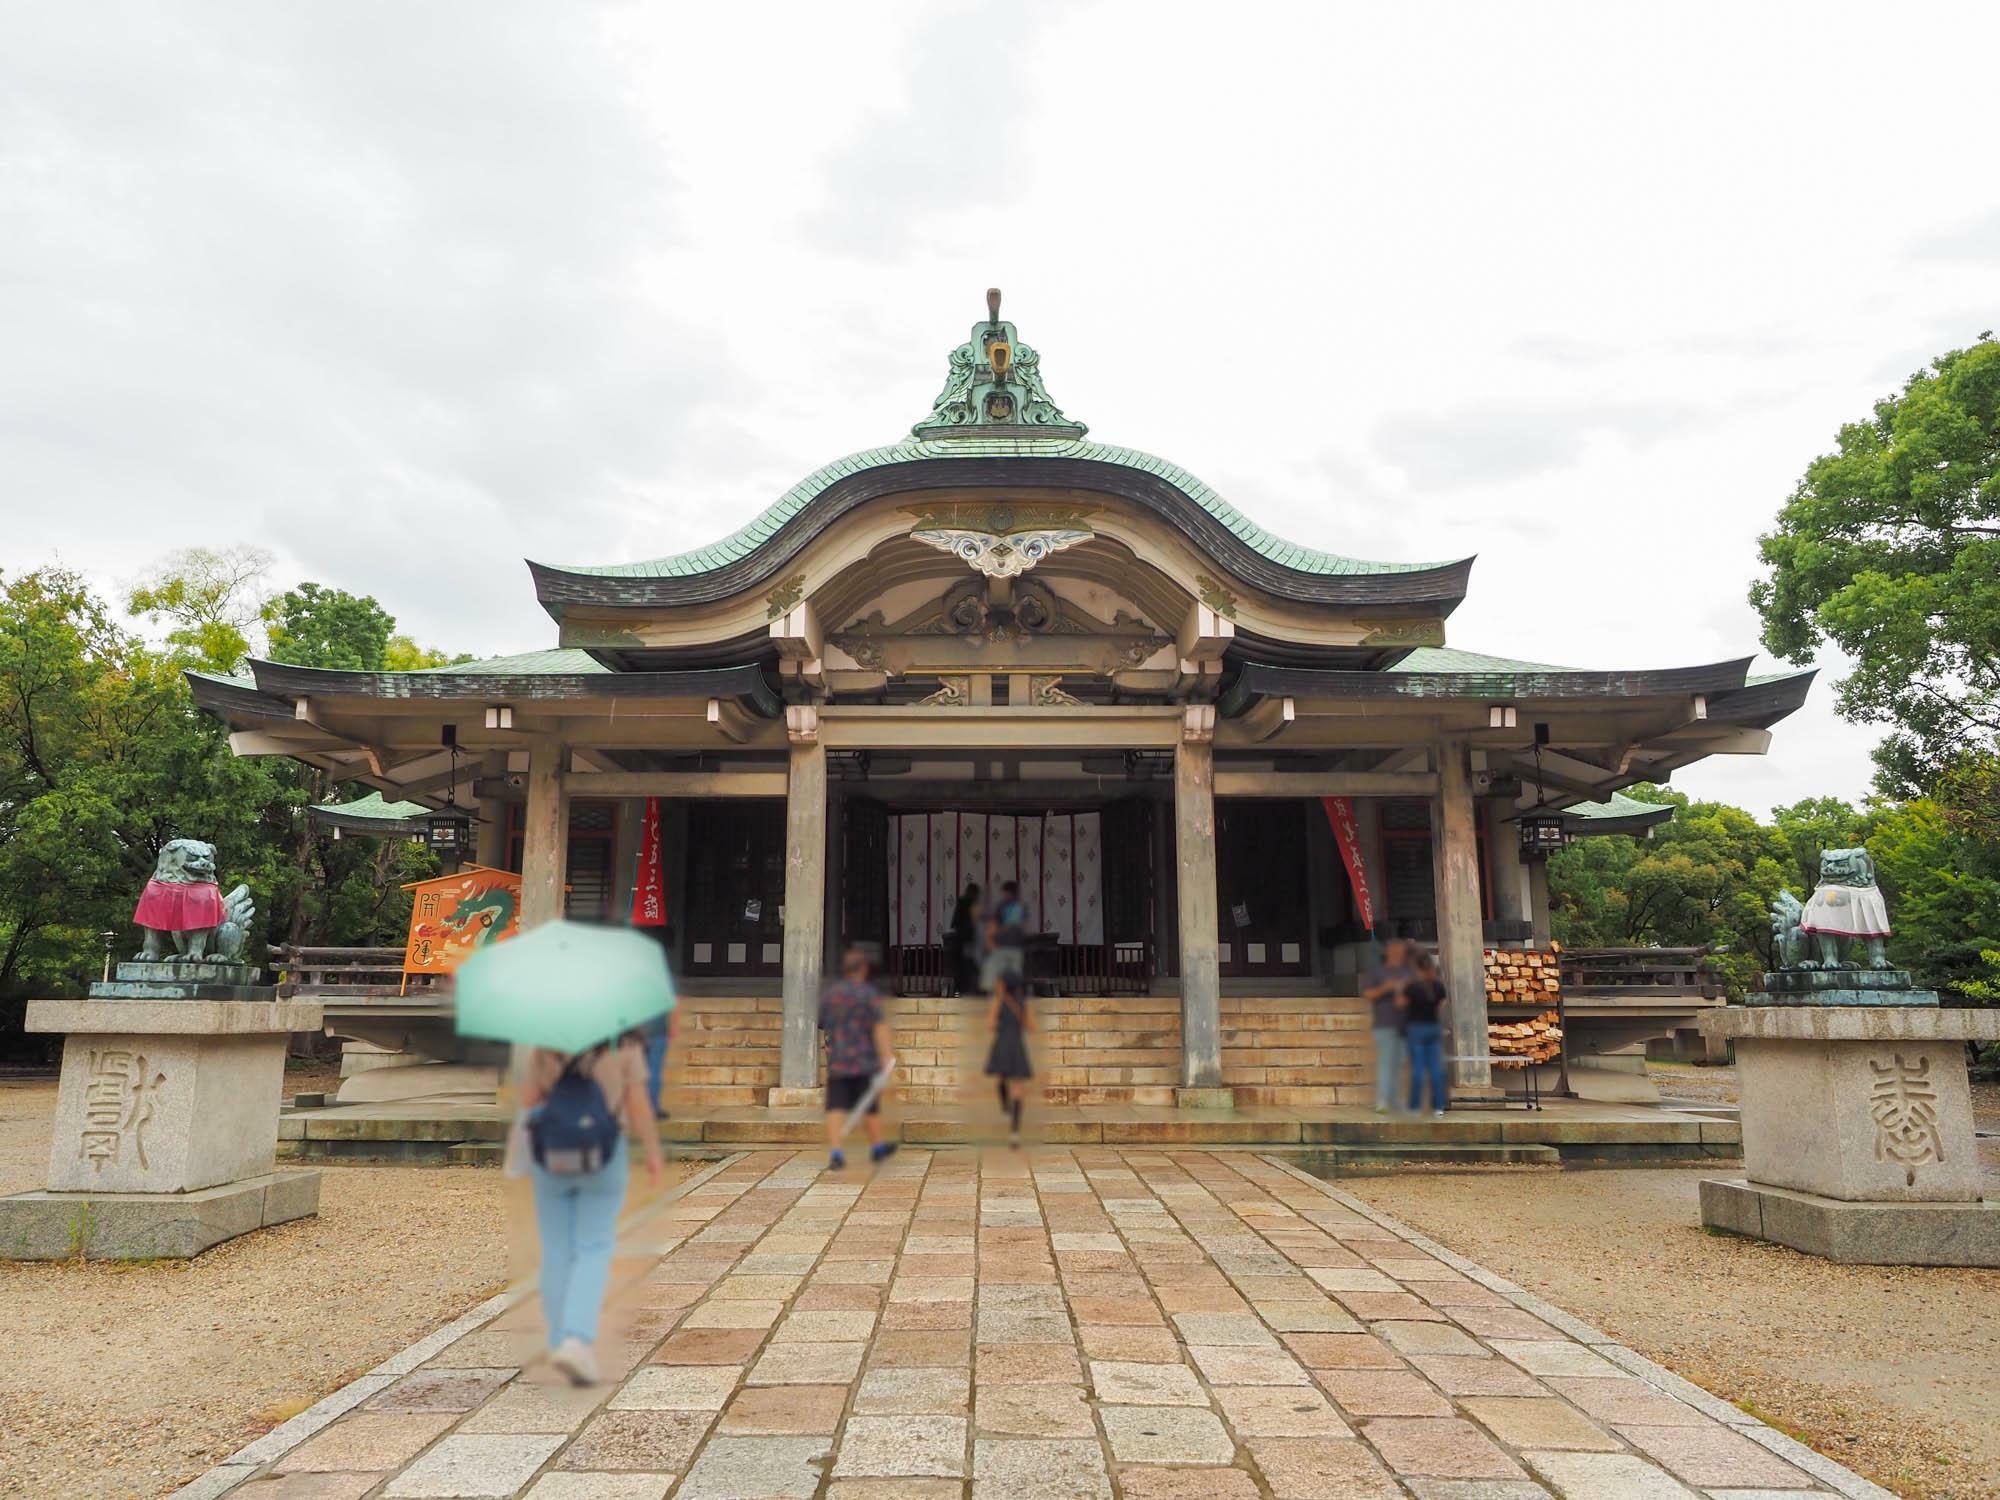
[1769,796,1870,892]
[263,583,397,670]
[1750,334,2000,800]
[126,545,273,673]
[1865,797,2000,998]
[384,635,471,671]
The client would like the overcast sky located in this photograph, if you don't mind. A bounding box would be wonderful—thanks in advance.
[6,1,1996,812]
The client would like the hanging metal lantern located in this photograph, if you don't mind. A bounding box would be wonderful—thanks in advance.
[1518,809,1569,860]
[424,805,474,855]
[1517,725,1570,860]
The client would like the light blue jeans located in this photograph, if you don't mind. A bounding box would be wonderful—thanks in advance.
[530,1137,628,1347]
[1406,1023,1446,1113]
[641,1017,669,1112]
[1372,1026,1404,1111]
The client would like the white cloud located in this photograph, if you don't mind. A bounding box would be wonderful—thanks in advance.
[7,0,1997,806]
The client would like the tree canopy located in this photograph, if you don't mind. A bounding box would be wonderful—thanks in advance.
[126,545,274,675]
[1751,334,2000,800]
[263,582,399,671]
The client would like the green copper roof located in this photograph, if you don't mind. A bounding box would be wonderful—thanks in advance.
[1391,646,1575,674]
[1564,791,1675,822]
[546,436,1455,582]
[310,791,431,822]
[411,648,608,675]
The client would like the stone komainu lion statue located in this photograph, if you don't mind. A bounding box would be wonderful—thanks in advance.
[133,839,255,961]
[1770,846,1893,971]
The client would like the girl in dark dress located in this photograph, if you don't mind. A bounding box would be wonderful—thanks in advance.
[983,970,1035,1146]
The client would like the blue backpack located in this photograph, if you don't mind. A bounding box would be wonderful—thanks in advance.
[530,1055,621,1174]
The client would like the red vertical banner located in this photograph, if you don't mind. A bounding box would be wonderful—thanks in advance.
[630,796,666,927]
[1321,796,1375,932]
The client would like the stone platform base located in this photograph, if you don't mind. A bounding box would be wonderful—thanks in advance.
[0,1169,321,1261]
[1701,1177,2000,1266]
[335,1061,500,1105]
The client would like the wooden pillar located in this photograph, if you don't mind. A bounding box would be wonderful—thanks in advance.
[474,752,508,870]
[610,797,645,917]
[1174,710,1223,1093]
[519,739,569,929]
[1528,861,1552,947]
[1487,795,1532,946]
[1431,737,1492,1091]
[779,710,827,1092]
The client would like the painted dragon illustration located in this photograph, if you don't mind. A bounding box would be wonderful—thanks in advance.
[440,886,517,949]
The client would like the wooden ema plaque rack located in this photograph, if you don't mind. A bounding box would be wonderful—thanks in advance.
[1483,943,1569,1106]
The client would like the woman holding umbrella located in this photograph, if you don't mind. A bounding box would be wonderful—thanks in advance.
[455,921,672,1386]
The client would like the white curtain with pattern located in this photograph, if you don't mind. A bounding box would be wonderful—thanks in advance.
[888,811,1103,944]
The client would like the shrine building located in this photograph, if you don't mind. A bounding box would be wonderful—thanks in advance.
[191,292,1810,1107]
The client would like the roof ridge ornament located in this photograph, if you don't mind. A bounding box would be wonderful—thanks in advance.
[912,288,1087,440]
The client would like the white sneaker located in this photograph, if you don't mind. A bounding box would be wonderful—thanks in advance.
[551,1337,598,1386]
[1433,1109,1446,1118]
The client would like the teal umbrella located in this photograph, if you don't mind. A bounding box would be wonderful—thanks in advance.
[453,919,675,1054]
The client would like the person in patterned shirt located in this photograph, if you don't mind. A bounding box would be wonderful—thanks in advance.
[818,946,897,1170]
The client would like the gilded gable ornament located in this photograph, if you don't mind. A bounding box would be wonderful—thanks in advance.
[764,572,807,620]
[1194,574,1239,620]
[1029,675,1084,706]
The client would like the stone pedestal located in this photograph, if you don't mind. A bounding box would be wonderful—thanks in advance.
[89,957,273,1002]
[1697,1005,2000,1265]
[0,998,324,1260]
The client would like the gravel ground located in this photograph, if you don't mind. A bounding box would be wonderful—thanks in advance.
[1346,1162,2000,1500]
[0,1078,696,1499]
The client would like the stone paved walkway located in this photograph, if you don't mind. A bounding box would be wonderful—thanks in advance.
[183,1149,1887,1500]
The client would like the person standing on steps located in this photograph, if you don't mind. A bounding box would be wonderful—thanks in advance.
[1362,937,1415,1114]
[1400,951,1451,1117]
[516,1030,665,1386]
[984,969,1035,1147]
[946,881,982,997]
[984,879,1028,996]
[819,946,898,1171]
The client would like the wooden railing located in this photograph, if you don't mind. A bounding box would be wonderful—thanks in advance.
[273,945,443,1002]
[886,939,1154,998]
[1557,946,1719,1000]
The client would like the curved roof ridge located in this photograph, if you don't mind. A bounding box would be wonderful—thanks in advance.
[532,436,1464,583]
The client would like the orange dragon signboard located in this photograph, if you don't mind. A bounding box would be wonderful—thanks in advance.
[402,864,523,979]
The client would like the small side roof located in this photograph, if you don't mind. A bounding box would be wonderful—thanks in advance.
[309,790,430,835]
[1560,791,1677,837]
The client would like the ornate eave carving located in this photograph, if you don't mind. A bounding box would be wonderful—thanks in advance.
[910,524,1093,578]
[902,500,1098,581]
[828,578,1169,680]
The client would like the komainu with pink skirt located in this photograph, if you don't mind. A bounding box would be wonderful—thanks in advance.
[134,838,256,961]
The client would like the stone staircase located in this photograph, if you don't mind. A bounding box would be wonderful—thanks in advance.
[1222,996,1372,1107]
[663,993,1371,1110]
[662,995,786,1109]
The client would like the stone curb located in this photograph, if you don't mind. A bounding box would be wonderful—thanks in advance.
[166,1149,749,1499]
[1255,1152,1897,1500]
